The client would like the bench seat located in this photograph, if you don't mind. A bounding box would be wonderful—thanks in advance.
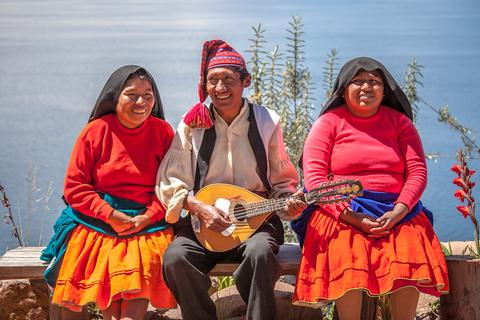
[0,244,301,280]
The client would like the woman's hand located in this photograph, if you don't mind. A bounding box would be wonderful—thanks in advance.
[359,215,390,238]
[371,203,409,233]
[340,209,390,238]
[118,214,151,236]
[107,210,135,233]
[277,190,307,221]
[185,196,231,232]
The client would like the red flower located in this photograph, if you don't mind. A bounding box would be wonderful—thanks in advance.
[456,205,470,219]
[454,189,467,202]
[451,164,463,175]
[466,168,476,177]
[453,177,467,189]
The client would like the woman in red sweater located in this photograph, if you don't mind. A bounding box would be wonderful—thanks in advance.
[293,57,449,319]
[41,65,175,319]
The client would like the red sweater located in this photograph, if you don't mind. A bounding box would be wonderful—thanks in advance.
[64,114,174,223]
[303,105,427,218]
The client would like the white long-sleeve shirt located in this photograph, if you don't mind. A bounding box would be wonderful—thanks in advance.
[156,100,299,222]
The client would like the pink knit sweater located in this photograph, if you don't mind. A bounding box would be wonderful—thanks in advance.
[303,105,427,218]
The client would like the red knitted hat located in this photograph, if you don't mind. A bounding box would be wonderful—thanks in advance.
[184,40,247,128]
[198,40,247,102]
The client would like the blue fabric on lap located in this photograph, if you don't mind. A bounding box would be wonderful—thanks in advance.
[40,193,170,287]
[350,190,433,225]
[290,189,433,247]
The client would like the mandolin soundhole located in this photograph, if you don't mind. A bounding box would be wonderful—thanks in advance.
[233,203,247,221]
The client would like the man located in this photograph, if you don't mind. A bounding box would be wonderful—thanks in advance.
[157,39,305,320]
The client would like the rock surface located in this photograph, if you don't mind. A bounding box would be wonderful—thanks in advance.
[211,281,322,320]
[0,279,444,319]
[147,306,182,320]
[0,279,49,320]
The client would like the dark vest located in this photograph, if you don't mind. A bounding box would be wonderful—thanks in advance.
[193,102,272,194]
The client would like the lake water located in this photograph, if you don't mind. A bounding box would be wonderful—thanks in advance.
[1,0,479,254]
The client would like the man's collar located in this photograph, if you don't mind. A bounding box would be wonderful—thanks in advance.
[212,98,248,125]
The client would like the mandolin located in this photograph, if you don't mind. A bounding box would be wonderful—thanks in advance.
[190,179,363,252]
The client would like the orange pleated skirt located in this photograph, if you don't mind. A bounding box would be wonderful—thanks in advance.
[293,208,449,306]
[51,224,176,311]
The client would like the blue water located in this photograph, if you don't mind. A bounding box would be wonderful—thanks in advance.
[1,0,479,254]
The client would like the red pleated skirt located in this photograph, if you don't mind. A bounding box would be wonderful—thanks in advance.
[293,208,449,306]
[51,225,176,311]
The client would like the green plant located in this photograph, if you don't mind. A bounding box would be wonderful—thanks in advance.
[322,48,340,103]
[24,163,53,244]
[377,295,391,320]
[283,223,297,243]
[247,17,318,244]
[248,16,315,170]
[436,105,479,156]
[2,163,54,249]
[217,276,236,290]
[87,302,103,319]
[263,45,284,114]
[247,24,267,105]
[1,182,24,247]
[441,241,453,256]
[282,16,315,167]
[321,302,335,320]
[428,300,441,319]
[403,58,479,157]
[402,57,424,124]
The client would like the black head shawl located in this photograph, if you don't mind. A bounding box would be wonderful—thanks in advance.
[88,65,165,122]
[320,57,413,120]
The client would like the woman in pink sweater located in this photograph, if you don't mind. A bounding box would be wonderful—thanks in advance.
[293,57,449,319]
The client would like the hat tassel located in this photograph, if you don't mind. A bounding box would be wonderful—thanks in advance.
[183,102,214,129]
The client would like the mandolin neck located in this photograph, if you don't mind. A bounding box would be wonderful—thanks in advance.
[237,179,363,219]
[242,198,290,218]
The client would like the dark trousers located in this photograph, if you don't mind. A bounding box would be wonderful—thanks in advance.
[162,215,284,320]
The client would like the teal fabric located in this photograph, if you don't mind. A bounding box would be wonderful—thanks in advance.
[40,193,170,287]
